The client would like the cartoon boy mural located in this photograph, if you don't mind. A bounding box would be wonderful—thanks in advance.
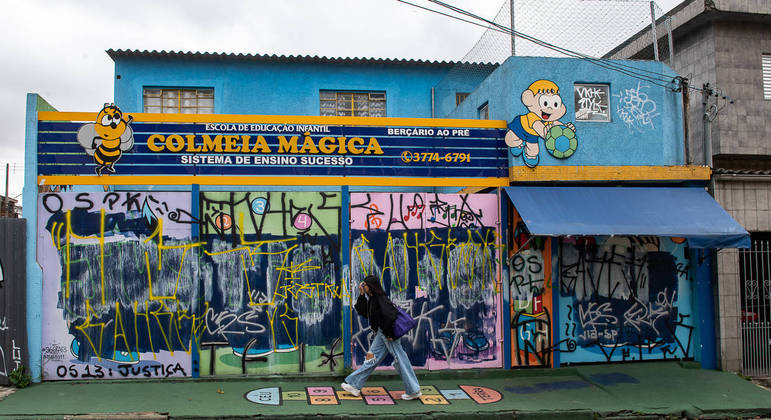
[505,80,577,167]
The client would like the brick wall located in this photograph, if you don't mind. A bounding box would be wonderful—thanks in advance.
[716,246,742,372]
[713,22,771,156]
[670,24,716,165]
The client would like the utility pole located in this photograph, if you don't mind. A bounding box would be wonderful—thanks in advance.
[676,77,690,164]
[4,163,8,217]
[666,16,674,64]
[702,84,715,169]
[510,0,515,56]
[649,1,659,61]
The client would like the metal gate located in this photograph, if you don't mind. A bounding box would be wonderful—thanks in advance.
[740,238,771,377]
[0,218,28,385]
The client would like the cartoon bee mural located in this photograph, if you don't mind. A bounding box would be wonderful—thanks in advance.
[77,104,134,175]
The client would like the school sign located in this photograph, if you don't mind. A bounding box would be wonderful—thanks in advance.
[36,108,508,186]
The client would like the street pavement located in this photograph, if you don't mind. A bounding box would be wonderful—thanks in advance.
[0,361,769,419]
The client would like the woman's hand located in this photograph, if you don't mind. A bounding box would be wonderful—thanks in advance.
[387,337,393,342]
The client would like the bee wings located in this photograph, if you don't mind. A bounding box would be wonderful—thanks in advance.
[76,123,98,155]
[75,123,134,153]
[119,125,134,151]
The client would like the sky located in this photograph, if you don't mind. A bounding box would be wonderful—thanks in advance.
[0,0,682,206]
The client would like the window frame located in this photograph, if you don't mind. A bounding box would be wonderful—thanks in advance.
[762,54,771,100]
[456,92,470,106]
[573,83,611,122]
[319,90,387,117]
[478,102,489,120]
[143,87,215,114]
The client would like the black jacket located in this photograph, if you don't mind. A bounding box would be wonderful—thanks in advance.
[354,293,399,339]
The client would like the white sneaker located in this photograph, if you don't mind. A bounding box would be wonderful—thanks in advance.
[401,391,422,400]
[341,382,361,397]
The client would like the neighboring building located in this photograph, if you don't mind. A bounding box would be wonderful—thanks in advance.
[605,0,771,375]
[21,50,748,384]
[0,196,20,218]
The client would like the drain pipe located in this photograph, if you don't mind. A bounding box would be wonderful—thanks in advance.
[431,87,435,118]
[702,84,715,169]
[509,236,535,262]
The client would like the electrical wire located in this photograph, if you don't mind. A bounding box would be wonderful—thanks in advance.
[445,0,700,95]
[396,0,708,93]
[427,0,670,76]
[393,0,502,37]
[0,163,25,174]
[427,0,680,89]
[400,0,682,89]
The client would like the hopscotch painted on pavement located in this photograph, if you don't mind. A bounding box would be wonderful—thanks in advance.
[245,384,502,406]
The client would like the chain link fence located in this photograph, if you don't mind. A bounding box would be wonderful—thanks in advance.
[433,0,670,116]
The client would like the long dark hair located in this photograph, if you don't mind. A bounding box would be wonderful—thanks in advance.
[363,275,386,296]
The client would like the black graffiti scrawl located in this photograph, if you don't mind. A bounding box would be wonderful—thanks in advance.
[558,236,694,363]
[349,193,502,370]
[38,191,342,380]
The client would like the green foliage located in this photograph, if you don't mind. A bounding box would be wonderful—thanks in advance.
[9,365,31,388]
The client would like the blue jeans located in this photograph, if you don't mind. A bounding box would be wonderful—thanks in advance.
[344,330,420,395]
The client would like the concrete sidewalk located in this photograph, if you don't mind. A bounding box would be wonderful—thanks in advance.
[0,361,769,419]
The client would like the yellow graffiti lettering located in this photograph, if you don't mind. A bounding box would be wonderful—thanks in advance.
[134,300,155,359]
[112,301,135,362]
[74,300,106,362]
[150,300,175,357]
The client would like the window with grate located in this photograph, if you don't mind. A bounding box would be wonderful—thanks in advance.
[574,83,610,122]
[478,102,489,120]
[456,92,470,106]
[143,88,214,114]
[319,91,386,117]
[763,54,771,100]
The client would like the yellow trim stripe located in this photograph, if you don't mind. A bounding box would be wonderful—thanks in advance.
[510,165,711,181]
[38,111,507,129]
[38,175,509,187]
[458,186,489,194]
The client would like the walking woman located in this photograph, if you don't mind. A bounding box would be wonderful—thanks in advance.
[341,275,422,400]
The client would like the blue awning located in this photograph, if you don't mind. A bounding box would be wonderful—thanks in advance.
[503,186,750,248]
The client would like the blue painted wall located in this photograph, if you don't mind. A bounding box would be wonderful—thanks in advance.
[23,94,43,382]
[448,56,685,167]
[113,56,482,118]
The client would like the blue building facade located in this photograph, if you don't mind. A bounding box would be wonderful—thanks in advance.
[111,50,496,119]
[449,56,684,168]
[22,50,748,383]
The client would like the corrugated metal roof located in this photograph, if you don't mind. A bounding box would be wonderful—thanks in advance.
[714,168,771,176]
[106,49,498,69]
